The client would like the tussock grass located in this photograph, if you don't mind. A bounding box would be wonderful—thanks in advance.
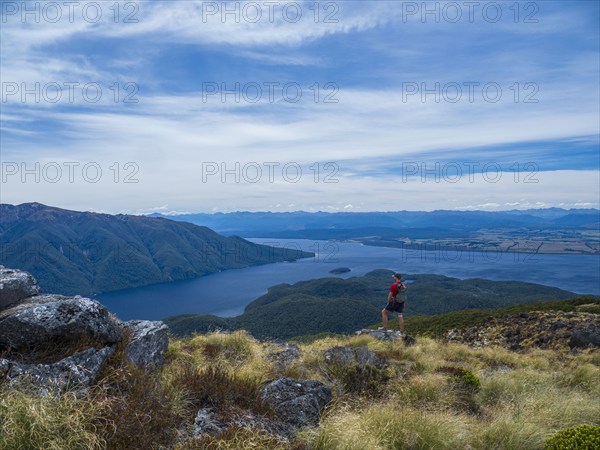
[299,400,467,450]
[297,337,600,449]
[91,336,185,450]
[1,329,598,449]
[0,387,106,450]
[167,363,273,418]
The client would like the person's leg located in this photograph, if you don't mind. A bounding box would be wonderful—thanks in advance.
[398,314,404,334]
[381,308,389,331]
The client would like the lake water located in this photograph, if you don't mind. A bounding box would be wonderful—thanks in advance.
[96,238,600,321]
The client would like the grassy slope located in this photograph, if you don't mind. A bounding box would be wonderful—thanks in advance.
[2,328,599,449]
[395,295,600,337]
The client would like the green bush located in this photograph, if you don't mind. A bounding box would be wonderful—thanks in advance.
[437,366,481,393]
[544,425,600,450]
[456,368,481,393]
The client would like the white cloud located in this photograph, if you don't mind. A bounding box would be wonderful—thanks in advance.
[2,1,598,213]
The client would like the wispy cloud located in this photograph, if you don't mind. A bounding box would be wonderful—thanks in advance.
[1,1,598,213]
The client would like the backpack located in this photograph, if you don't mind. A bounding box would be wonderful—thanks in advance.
[395,281,407,301]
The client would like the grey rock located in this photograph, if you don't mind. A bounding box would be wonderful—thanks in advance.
[267,343,302,371]
[0,266,40,311]
[355,346,385,368]
[193,408,227,437]
[122,320,169,369]
[323,346,385,369]
[192,407,294,441]
[0,295,121,353]
[230,410,293,439]
[322,346,355,366]
[3,347,114,392]
[261,377,332,429]
[355,329,411,342]
[569,328,600,348]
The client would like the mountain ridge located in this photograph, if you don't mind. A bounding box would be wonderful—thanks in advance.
[0,203,312,296]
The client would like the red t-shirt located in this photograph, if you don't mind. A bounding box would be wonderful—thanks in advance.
[390,282,405,298]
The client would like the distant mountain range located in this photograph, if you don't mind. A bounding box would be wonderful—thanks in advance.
[0,203,312,296]
[165,269,577,339]
[150,208,600,238]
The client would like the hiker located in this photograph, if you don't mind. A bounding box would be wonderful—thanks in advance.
[382,272,406,334]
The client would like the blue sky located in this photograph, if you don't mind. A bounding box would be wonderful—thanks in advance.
[1,0,599,213]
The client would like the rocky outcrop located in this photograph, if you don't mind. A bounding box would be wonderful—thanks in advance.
[192,407,293,440]
[122,320,169,370]
[323,346,385,369]
[1,347,114,393]
[0,266,40,310]
[192,374,332,441]
[447,310,600,351]
[261,377,332,429]
[355,329,416,346]
[0,295,122,352]
[0,267,169,393]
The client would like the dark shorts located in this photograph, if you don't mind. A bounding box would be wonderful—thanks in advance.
[385,301,405,313]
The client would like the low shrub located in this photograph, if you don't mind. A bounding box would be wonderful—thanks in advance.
[544,424,600,450]
[456,368,481,392]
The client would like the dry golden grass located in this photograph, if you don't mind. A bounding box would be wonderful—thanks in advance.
[1,331,598,449]
[0,387,107,450]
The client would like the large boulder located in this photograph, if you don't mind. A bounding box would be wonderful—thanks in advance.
[0,295,122,353]
[261,377,332,429]
[1,346,114,393]
[122,320,169,369]
[0,266,40,311]
[323,346,385,369]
